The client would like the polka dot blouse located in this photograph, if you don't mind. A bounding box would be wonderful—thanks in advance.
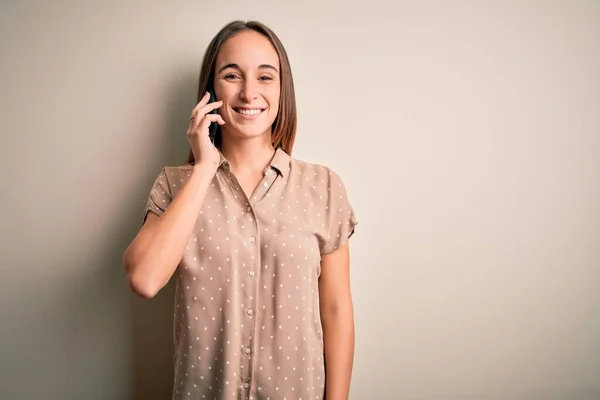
[143,147,358,400]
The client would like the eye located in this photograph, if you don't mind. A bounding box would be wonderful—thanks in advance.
[224,73,240,80]
[259,76,274,81]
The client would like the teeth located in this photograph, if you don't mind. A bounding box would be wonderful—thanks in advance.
[238,109,262,115]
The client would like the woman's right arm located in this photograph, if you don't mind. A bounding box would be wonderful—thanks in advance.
[123,91,225,299]
[123,165,214,299]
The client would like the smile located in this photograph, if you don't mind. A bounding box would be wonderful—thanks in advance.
[233,108,265,116]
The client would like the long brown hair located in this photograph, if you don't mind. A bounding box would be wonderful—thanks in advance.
[185,20,297,164]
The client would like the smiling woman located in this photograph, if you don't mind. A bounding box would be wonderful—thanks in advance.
[122,20,358,400]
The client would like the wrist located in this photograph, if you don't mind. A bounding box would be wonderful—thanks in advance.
[192,162,218,178]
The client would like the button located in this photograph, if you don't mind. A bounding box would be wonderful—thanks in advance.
[249,237,256,243]
[247,309,253,316]
[246,206,252,212]
[244,347,251,354]
[263,182,269,188]
[243,382,250,389]
[248,271,255,278]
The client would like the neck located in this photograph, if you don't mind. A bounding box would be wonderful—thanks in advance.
[220,135,276,175]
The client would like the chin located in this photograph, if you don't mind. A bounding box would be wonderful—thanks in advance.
[234,125,272,138]
[229,120,275,138]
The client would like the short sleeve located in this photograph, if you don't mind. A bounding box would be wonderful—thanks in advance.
[320,169,358,254]
[142,167,172,224]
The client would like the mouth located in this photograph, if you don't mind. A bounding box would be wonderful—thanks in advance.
[233,107,266,118]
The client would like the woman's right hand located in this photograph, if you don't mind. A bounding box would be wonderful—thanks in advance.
[187,91,226,172]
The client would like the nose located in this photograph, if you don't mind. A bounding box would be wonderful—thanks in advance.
[239,79,259,102]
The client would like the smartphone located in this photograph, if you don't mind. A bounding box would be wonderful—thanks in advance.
[207,83,219,144]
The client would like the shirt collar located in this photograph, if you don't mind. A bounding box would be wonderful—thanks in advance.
[269,147,291,177]
[218,147,291,177]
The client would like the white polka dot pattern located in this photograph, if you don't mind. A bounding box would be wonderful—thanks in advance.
[143,148,357,400]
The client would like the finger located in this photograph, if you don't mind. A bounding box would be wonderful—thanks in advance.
[197,113,224,131]
[189,99,222,122]
[196,100,223,116]
[190,92,211,115]
[189,101,224,130]
[208,114,226,126]
[190,109,220,132]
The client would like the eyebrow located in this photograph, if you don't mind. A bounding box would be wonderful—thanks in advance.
[216,63,279,74]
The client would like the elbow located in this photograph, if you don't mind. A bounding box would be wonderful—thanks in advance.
[128,272,160,299]
[123,251,160,299]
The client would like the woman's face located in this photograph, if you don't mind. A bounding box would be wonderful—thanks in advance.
[213,30,281,141]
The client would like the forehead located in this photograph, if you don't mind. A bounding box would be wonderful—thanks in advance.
[216,30,279,69]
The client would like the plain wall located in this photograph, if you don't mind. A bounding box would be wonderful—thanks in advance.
[1,1,599,399]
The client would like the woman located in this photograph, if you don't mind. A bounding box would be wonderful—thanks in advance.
[123,20,358,400]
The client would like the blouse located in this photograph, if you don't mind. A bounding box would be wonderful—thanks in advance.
[143,147,357,400]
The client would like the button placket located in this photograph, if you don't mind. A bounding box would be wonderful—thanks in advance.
[241,201,259,391]
[243,196,263,395]
[248,168,278,207]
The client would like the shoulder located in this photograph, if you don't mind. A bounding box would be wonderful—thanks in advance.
[158,164,195,182]
[287,157,351,202]
[162,164,194,175]
[150,164,195,192]
[289,156,344,182]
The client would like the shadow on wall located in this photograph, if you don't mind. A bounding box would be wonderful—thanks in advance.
[128,68,200,400]
[131,280,175,400]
